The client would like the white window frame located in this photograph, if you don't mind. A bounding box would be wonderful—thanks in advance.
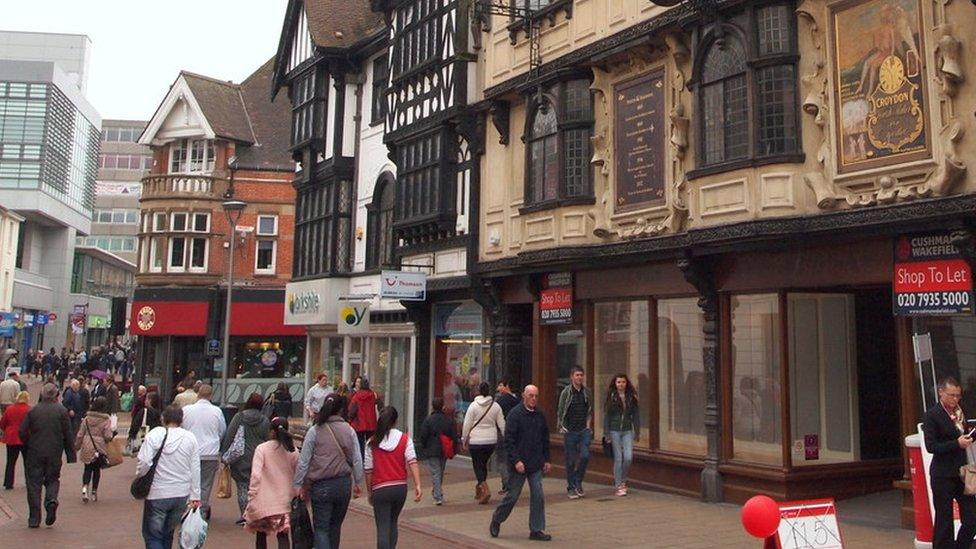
[191,212,211,233]
[148,237,164,273]
[153,212,167,232]
[256,215,278,236]
[189,237,209,272]
[171,212,188,232]
[169,140,188,173]
[169,138,215,174]
[168,236,187,272]
[255,239,277,274]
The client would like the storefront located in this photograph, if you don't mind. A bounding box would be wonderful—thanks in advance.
[285,278,416,427]
[432,301,490,425]
[133,287,305,405]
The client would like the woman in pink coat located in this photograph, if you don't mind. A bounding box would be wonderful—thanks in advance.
[245,417,299,549]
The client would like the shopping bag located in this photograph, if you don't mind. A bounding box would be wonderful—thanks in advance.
[109,413,119,432]
[120,392,134,412]
[179,507,208,549]
[290,497,313,549]
[104,437,125,467]
[215,463,233,499]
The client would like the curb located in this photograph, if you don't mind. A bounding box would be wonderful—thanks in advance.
[346,504,498,548]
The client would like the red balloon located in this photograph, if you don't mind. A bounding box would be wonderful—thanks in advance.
[741,495,781,539]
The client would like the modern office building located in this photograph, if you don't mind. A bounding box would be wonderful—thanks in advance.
[0,32,102,356]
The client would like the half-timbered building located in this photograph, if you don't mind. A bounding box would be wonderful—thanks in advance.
[273,0,418,425]
[474,0,976,524]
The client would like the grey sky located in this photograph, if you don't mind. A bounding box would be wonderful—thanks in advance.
[3,0,288,121]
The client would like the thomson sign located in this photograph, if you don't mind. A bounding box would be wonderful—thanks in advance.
[380,270,427,301]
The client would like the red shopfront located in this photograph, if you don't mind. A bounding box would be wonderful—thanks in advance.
[131,287,306,405]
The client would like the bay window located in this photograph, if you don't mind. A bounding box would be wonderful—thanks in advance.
[169,139,216,173]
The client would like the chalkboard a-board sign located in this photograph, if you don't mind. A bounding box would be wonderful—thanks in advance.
[614,69,666,212]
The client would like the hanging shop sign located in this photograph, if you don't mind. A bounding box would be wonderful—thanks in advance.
[338,301,370,334]
[0,313,14,337]
[284,278,345,326]
[380,270,427,301]
[893,232,973,315]
[34,313,49,326]
[540,272,574,325]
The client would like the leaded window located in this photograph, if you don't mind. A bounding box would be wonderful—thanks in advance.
[392,0,440,78]
[371,56,389,124]
[696,2,799,169]
[293,179,351,279]
[525,78,593,207]
[366,175,396,270]
[290,69,319,147]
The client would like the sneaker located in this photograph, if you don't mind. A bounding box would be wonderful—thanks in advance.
[567,490,580,500]
[90,491,97,502]
[82,486,89,503]
[433,498,443,506]
[490,520,500,538]
[529,531,552,541]
[615,485,626,497]
[575,487,585,498]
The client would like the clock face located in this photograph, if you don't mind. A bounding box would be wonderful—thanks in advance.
[878,55,905,94]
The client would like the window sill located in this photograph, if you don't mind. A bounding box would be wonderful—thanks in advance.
[253,271,276,277]
[518,196,595,215]
[368,119,384,128]
[687,153,806,180]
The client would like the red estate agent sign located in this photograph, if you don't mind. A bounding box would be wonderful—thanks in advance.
[893,233,974,315]
[540,272,573,325]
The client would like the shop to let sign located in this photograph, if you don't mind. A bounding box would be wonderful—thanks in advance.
[540,272,573,325]
[893,233,974,315]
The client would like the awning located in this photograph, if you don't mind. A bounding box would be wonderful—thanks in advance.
[130,301,209,336]
[230,302,305,337]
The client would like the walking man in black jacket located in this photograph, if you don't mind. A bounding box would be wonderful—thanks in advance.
[490,384,551,541]
[19,383,76,528]
[922,376,976,549]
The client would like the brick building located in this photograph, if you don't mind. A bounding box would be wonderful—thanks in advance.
[131,59,303,404]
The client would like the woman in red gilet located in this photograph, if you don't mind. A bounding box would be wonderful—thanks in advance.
[349,378,380,460]
[364,406,422,549]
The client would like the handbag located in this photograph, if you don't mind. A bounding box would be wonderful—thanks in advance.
[126,408,150,456]
[290,496,314,549]
[215,463,233,499]
[602,436,614,459]
[131,428,168,499]
[222,426,245,465]
[962,464,976,496]
[85,419,109,469]
[439,433,456,459]
[105,436,125,467]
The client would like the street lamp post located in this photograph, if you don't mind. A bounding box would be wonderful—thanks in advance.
[221,199,246,405]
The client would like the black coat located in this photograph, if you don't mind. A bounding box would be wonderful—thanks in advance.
[923,403,969,479]
[19,401,76,462]
[272,388,292,419]
[504,403,550,474]
[495,392,519,418]
[417,410,458,460]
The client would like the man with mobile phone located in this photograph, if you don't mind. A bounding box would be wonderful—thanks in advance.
[922,377,976,549]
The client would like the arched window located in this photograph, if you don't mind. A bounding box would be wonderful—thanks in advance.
[695,3,799,170]
[524,78,593,208]
[366,173,396,270]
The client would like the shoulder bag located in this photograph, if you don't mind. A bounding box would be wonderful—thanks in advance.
[86,419,109,469]
[131,428,169,499]
[463,402,494,447]
[962,465,976,495]
[324,423,352,467]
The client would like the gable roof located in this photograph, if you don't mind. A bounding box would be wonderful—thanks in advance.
[181,72,256,144]
[305,0,385,50]
[236,58,293,170]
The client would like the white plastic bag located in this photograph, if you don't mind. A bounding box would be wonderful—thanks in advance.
[179,507,208,549]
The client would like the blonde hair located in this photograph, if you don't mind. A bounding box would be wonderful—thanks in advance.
[15,391,29,404]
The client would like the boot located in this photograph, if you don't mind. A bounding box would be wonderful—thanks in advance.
[474,482,483,501]
[478,482,491,505]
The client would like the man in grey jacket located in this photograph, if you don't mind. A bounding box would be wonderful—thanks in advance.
[556,366,593,499]
[19,383,76,527]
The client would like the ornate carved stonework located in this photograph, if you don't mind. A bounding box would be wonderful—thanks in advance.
[801,4,968,210]
[489,100,511,146]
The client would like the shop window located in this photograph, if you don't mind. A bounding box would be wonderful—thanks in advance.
[524,78,593,209]
[657,298,706,456]
[552,306,587,423]
[369,337,412,427]
[434,302,489,424]
[731,294,782,465]
[694,2,799,171]
[788,294,859,466]
[593,301,651,448]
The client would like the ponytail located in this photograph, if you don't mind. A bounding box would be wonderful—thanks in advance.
[315,393,348,426]
[370,406,398,449]
[271,417,295,452]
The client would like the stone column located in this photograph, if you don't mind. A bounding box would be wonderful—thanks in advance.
[679,254,723,502]
[473,278,529,388]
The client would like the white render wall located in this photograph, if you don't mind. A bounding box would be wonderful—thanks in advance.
[0,210,24,313]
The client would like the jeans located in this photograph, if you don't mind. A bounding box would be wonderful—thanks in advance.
[563,429,591,492]
[373,484,407,549]
[82,462,102,490]
[494,443,510,492]
[469,444,494,483]
[427,457,446,501]
[4,444,22,489]
[199,458,219,512]
[142,496,187,549]
[608,430,634,487]
[310,475,352,549]
[25,454,62,526]
[491,468,545,533]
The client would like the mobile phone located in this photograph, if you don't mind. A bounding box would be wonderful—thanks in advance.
[968,428,976,440]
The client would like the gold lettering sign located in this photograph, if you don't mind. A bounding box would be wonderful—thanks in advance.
[613,70,666,212]
[832,0,930,173]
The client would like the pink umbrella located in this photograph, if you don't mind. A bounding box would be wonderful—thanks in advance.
[89,369,107,380]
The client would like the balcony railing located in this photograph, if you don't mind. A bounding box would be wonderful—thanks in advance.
[140,174,229,199]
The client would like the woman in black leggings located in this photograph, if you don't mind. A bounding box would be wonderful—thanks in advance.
[461,382,506,504]
[74,396,114,502]
[365,407,423,549]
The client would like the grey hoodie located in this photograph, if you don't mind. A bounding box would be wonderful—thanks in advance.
[221,408,271,480]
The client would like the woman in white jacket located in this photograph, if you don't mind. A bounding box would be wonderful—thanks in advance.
[461,382,505,504]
